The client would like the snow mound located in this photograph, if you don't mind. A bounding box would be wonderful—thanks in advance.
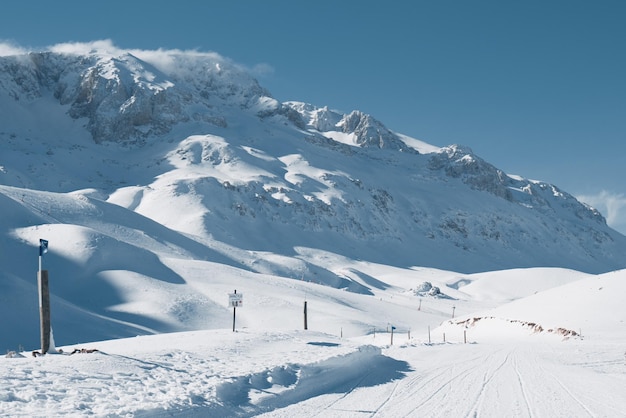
[0,330,409,417]
[439,269,626,342]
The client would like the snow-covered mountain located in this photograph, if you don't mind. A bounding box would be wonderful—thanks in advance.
[1,44,625,351]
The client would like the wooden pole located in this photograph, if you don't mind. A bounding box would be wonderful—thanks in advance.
[303,300,308,330]
[38,270,50,354]
[232,289,236,332]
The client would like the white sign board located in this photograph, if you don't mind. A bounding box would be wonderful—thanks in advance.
[229,293,243,308]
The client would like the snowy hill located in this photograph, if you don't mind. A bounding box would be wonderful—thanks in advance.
[2,42,626,350]
[1,44,624,272]
[1,265,625,417]
[441,268,626,342]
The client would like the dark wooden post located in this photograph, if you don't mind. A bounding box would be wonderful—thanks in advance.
[303,300,308,330]
[232,289,236,332]
[38,270,51,354]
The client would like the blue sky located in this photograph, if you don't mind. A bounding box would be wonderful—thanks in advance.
[1,1,625,232]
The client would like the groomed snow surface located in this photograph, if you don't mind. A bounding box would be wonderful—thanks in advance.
[2,267,626,417]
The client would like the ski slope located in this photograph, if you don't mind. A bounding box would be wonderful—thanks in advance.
[259,339,626,417]
[2,268,626,417]
[2,329,625,417]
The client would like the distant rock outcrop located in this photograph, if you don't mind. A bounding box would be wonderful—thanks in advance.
[1,51,270,143]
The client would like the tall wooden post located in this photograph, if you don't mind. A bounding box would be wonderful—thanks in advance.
[38,270,51,354]
[232,289,237,332]
[303,300,308,330]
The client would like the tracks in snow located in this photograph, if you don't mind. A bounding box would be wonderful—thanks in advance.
[276,342,626,418]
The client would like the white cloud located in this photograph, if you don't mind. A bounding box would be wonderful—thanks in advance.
[0,40,265,82]
[0,39,124,57]
[250,62,275,77]
[32,40,228,77]
[0,40,27,56]
[130,48,227,76]
[48,39,122,56]
[577,190,626,235]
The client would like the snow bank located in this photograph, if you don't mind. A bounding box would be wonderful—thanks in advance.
[0,330,408,417]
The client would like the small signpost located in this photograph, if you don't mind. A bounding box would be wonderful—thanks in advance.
[228,290,243,332]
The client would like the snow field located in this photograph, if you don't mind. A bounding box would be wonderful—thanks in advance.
[3,273,626,418]
[0,330,389,417]
[1,43,626,416]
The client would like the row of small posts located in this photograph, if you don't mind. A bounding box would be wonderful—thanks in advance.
[368,325,468,346]
[227,293,468,345]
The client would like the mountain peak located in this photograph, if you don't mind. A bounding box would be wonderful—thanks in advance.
[1,43,624,281]
[1,45,272,144]
[283,102,415,152]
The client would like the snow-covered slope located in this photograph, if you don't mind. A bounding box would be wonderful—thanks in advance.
[1,45,623,275]
[0,40,626,334]
[1,265,625,417]
[2,43,626,417]
[1,42,625,348]
[441,268,626,342]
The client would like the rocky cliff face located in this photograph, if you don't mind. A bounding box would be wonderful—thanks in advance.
[0,50,270,143]
[0,46,624,274]
[282,102,413,151]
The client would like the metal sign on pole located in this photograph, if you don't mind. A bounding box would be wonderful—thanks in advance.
[228,290,242,332]
[38,239,48,272]
[228,291,243,308]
